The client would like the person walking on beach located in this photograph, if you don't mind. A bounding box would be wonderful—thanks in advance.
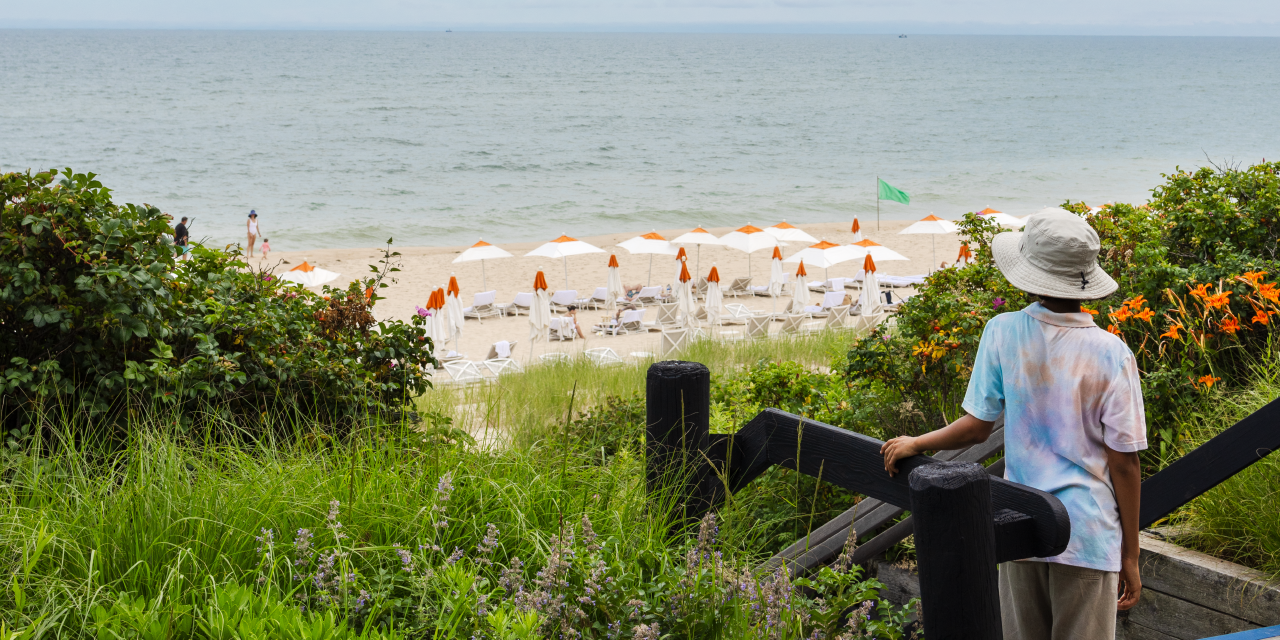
[881,209,1144,639]
[247,210,261,257]
[173,216,190,260]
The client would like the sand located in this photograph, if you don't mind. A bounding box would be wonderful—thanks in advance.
[250,220,961,364]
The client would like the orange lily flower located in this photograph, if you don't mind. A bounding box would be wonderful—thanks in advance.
[1188,283,1211,299]
[1110,306,1133,322]
[1081,307,1099,316]
[1107,324,1122,336]
[1160,324,1183,339]
[1240,271,1267,286]
[1220,316,1241,335]
[1204,291,1232,310]
[1134,308,1155,322]
[1259,283,1280,304]
[1253,309,1274,325]
[1124,294,1147,310]
[1198,374,1220,390]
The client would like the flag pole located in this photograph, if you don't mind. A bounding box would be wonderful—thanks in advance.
[876,175,881,231]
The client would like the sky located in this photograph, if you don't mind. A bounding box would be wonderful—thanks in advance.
[3,0,1279,35]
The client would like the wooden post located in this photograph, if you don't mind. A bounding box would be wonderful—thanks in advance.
[646,360,712,524]
[909,461,1001,640]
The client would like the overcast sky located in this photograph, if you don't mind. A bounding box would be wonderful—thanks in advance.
[4,0,1279,34]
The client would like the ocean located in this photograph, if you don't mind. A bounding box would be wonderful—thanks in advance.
[3,30,1278,251]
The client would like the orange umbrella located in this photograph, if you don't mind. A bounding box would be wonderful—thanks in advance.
[675,247,688,261]
[679,260,692,282]
[851,216,863,242]
[533,270,548,291]
[771,246,783,260]
[796,260,807,277]
[608,254,619,268]
[707,266,721,283]
[447,276,460,297]
[290,261,315,272]
[978,207,1001,215]
[957,243,973,265]
[863,254,877,273]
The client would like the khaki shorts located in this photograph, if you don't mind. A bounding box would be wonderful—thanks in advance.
[999,560,1118,640]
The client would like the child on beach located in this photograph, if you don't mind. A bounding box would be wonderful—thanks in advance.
[881,209,1144,639]
[260,238,271,258]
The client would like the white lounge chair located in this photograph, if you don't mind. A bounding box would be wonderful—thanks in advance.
[497,292,533,317]
[539,352,572,364]
[746,315,771,339]
[779,314,822,336]
[587,287,610,309]
[584,348,625,367]
[879,275,928,288]
[632,286,666,306]
[595,308,647,335]
[550,290,579,311]
[463,291,500,320]
[659,328,690,358]
[483,358,523,376]
[442,361,486,385]
[437,350,466,363]
[805,291,848,317]
[485,340,517,360]
[647,303,680,330]
[723,303,755,325]
[826,304,852,329]
[724,277,752,298]
[549,317,579,341]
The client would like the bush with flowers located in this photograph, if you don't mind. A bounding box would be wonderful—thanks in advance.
[0,168,437,440]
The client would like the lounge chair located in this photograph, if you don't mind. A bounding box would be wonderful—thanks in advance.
[746,315,771,339]
[750,275,792,297]
[442,361,486,385]
[463,290,499,320]
[485,340,517,360]
[694,278,709,298]
[587,287,610,309]
[437,350,466,363]
[724,277,752,298]
[539,352,572,364]
[584,348,625,367]
[497,292,533,317]
[879,275,928,288]
[595,308,647,336]
[549,317,578,341]
[482,358,523,376]
[550,290,579,311]
[808,277,854,293]
[805,291,848,317]
[659,328,690,358]
[632,286,666,306]
[778,314,809,335]
[723,303,754,325]
[826,304,852,329]
[647,303,680,330]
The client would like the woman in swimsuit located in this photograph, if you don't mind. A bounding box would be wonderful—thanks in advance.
[247,211,260,257]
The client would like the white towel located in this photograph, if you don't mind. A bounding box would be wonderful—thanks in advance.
[494,340,511,359]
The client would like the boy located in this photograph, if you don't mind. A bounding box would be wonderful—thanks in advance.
[881,209,1145,639]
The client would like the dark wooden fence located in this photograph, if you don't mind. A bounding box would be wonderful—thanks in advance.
[644,360,1280,639]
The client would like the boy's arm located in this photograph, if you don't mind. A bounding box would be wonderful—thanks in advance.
[1107,445,1142,610]
[880,413,995,476]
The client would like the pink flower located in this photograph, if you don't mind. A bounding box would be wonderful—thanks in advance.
[415,306,430,317]
[992,297,1006,310]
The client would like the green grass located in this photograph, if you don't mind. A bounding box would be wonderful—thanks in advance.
[1173,355,1280,578]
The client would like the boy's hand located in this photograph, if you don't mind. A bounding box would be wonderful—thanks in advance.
[1117,556,1142,610]
[880,436,922,476]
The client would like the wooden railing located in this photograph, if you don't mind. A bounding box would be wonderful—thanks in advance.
[644,360,1280,639]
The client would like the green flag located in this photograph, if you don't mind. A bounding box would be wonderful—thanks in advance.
[878,179,910,205]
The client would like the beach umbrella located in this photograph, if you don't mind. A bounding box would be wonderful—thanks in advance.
[976,207,1025,228]
[859,255,882,316]
[617,231,678,286]
[280,261,340,288]
[846,239,909,263]
[446,274,465,350]
[851,217,863,243]
[956,243,974,266]
[791,261,809,314]
[705,265,724,326]
[768,246,785,298]
[525,234,606,290]
[899,214,959,273]
[720,225,779,283]
[433,288,452,354]
[672,249,688,295]
[671,225,723,276]
[528,270,552,360]
[606,254,624,310]
[452,239,513,291]
[765,221,818,244]
[421,288,447,357]
[784,240,857,282]
[676,260,699,329]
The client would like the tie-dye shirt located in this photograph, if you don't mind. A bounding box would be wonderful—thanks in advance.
[963,302,1147,572]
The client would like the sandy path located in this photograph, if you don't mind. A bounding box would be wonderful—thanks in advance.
[250,220,959,363]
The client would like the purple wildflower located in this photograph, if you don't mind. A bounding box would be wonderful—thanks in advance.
[993,297,1006,310]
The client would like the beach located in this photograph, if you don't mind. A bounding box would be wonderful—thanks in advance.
[254,219,959,363]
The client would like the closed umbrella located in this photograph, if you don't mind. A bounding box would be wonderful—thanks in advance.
[528,270,551,360]
[851,217,864,243]
[617,231,677,286]
[525,234,606,290]
[705,265,724,326]
[791,261,809,314]
[765,221,818,244]
[445,274,465,352]
[452,239,513,291]
[671,225,723,276]
[433,288,452,354]
[280,261,340,288]
[672,248,688,296]
[956,243,974,266]
[423,288,447,357]
[859,255,882,316]
[720,225,779,283]
[899,214,959,273]
[676,260,698,329]
[784,239,857,282]
[768,247,785,315]
[976,207,1025,228]
[606,254,624,310]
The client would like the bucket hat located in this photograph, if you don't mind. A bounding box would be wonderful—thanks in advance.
[991,208,1117,300]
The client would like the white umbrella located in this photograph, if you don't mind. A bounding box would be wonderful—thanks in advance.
[850,217,864,243]
[617,231,678,286]
[528,270,552,361]
[976,207,1025,228]
[421,288,447,357]
[768,247,785,315]
[605,254,624,310]
[859,255,882,316]
[445,275,465,351]
[720,224,779,283]
[671,225,724,276]
[279,261,340,288]
[676,260,699,329]
[525,234,606,290]
[452,239,513,291]
[846,239,909,263]
[791,261,810,314]
[765,221,818,244]
[672,249,688,297]
[899,214,959,273]
[784,240,857,282]
[704,265,724,326]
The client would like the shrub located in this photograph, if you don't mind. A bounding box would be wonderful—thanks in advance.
[0,169,437,439]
